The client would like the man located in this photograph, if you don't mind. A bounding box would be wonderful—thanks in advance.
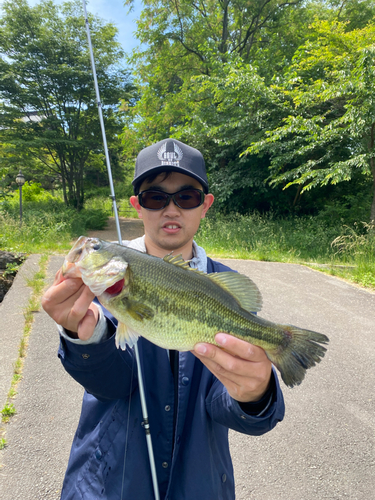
[42,139,285,500]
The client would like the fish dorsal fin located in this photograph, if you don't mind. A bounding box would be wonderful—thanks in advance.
[163,253,205,274]
[163,254,262,311]
[163,253,190,269]
[208,272,263,313]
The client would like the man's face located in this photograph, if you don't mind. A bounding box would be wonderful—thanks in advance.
[130,172,214,259]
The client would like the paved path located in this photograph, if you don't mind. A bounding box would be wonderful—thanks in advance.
[0,255,41,411]
[0,256,82,500]
[0,223,374,499]
[88,216,144,241]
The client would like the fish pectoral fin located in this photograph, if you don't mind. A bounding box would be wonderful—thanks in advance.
[115,322,140,350]
[127,301,155,321]
[208,272,263,313]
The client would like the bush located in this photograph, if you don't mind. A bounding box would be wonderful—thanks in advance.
[21,182,54,202]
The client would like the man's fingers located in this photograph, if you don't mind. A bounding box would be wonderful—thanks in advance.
[42,275,96,333]
[193,334,273,402]
[42,278,85,310]
[53,267,68,286]
[78,308,99,340]
[193,351,270,402]
[67,286,96,325]
[194,345,245,374]
[194,347,260,381]
[215,333,269,362]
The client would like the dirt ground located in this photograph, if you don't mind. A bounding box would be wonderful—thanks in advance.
[88,217,144,241]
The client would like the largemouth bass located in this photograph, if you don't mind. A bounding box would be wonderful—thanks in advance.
[62,236,329,387]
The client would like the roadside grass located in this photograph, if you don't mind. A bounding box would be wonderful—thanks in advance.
[0,191,138,253]
[196,213,375,291]
[0,197,110,253]
[1,189,374,291]
[0,254,49,449]
[1,403,16,424]
[85,195,139,219]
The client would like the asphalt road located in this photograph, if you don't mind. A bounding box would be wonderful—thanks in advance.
[0,233,374,499]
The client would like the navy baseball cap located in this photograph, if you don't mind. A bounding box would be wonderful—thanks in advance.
[132,139,209,194]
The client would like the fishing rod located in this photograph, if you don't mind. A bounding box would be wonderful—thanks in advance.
[81,2,160,499]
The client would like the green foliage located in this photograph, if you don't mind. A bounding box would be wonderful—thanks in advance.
[3,261,22,279]
[21,182,53,202]
[121,0,375,218]
[331,222,375,257]
[246,19,375,222]
[122,0,306,151]
[0,0,133,210]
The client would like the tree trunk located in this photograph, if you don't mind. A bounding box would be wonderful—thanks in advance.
[219,0,229,55]
[293,183,303,207]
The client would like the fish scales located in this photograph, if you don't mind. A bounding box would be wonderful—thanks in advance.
[62,236,329,387]
[118,251,282,350]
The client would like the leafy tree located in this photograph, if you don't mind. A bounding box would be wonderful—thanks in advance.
[0,0,133,209]
[122,0,304,145]
[122,0,375,215]
[247,20,375,223]
[121,0,310,210]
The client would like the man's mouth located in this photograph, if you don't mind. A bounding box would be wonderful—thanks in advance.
[162,221,182,233]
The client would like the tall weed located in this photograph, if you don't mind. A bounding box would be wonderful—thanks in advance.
[330,223,375,288]
[196,212,342,262]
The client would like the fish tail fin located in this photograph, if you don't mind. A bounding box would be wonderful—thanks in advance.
[267,326,329,388]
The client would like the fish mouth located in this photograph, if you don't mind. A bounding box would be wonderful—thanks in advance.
[104,278,125,297]
[63,236,94,267]
[62,237,102,277]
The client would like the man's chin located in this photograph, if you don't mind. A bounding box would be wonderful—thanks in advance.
[157,235,191,253]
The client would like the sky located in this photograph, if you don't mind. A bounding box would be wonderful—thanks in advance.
[22,0,143,54]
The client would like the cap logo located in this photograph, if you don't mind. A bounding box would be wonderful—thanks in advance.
[157,141,183,167]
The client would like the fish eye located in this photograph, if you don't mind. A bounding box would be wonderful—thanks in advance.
[92,243,101,251]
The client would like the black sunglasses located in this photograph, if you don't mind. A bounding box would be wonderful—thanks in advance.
[138,188,205,211]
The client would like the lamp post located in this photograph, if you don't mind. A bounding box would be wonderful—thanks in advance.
[15,170,25,226]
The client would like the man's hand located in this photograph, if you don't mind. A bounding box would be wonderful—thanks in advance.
[41,267,98,340]
[193,333,272,403]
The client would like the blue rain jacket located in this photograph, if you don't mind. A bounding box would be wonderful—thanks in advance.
[58,258,285,500]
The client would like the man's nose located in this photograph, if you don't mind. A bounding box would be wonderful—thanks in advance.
[163,196,181,215]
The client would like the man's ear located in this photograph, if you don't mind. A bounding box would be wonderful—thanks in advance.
[201,194,214,219]
[130,196,143,219]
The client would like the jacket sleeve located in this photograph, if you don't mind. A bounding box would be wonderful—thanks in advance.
[205,368,285,436]
[58,313,138,402]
